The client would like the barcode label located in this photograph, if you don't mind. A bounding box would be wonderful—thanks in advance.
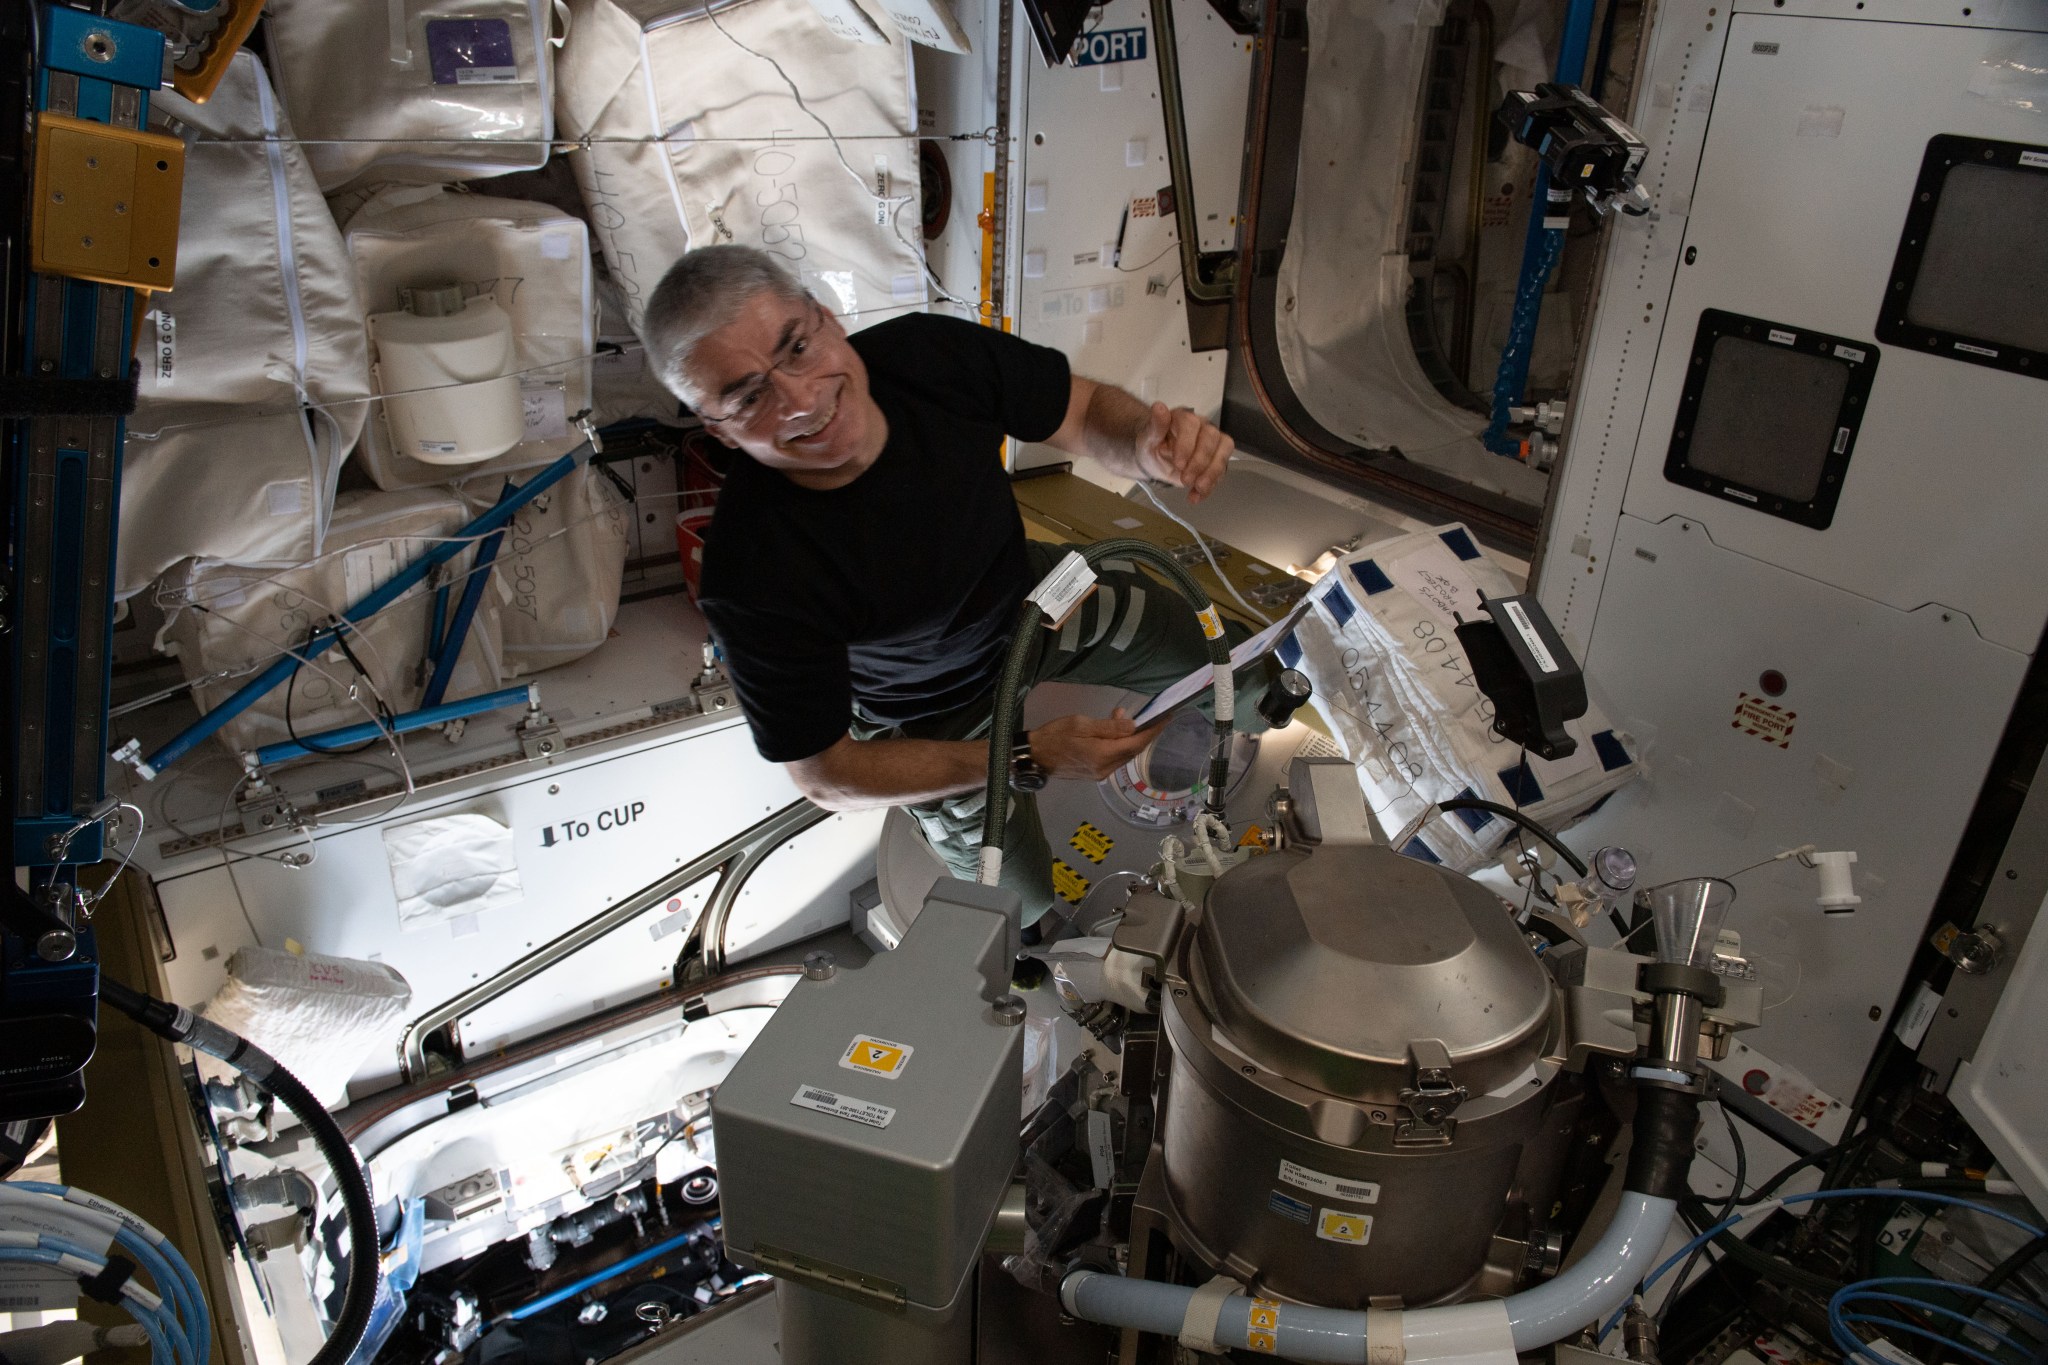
[790,1085,895,1130]
[1278,1160,1379,1205]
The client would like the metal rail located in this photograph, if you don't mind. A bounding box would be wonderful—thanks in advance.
[398,797,830,1080]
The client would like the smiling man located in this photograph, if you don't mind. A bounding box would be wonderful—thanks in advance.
[644,245,1263,923]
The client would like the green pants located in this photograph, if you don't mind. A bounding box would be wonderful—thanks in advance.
[855,541,1271,921]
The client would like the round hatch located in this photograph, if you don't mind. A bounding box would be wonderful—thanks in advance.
[1193,844,1555,1103]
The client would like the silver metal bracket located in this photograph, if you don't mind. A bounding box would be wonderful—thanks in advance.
[518,710,562,763]
[1397,1038,1468,1144]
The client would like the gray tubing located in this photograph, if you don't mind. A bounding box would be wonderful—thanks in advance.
[1059,1193,1677,1363]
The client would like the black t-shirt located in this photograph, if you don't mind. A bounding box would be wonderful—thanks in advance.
[697,312,1072,763]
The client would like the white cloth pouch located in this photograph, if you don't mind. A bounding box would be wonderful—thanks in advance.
[454,461,630,676]
[120,52,371,600]
[554,0,926,342]
[344,186,596,489]
[157,487,507,757]
[1279,524,1641,872]
[264,0,559,192]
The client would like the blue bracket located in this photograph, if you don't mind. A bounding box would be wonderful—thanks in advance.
[250,686,537,769]
[1482,0,1599,458]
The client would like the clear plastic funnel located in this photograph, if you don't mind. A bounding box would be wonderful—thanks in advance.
[1647,877,1736,968]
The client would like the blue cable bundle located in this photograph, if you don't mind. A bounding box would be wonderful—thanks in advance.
[1598,1187,2048,1357]
[0,1181,211,1365]
[1831,1276,2048,1365]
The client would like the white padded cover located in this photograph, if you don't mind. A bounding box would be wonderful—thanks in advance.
[454,461,630,676]
[344,187,596,489]
[264,0,559,192]
[157,487,506,757]
[1285,524,1639,871]
[199,946,414,1108]
[554,0,926,341]
[119,52,370,600]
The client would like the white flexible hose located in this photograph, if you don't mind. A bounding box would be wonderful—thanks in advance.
[1060,1193,1677,1363]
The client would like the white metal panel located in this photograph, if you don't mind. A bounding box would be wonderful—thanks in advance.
[1011,3,1227,473]
[155,718,809,1096]
[722,807,886,961]
[1171,0,1255,254]
[1534,0,1727,640]
[1567,513,2027,1099]
[1614,13,2048,652]
[1952,887,2048,1217]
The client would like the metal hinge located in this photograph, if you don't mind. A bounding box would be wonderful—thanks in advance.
[751,1242,907,1312]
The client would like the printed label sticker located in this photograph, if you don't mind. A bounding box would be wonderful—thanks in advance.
[791,1084,895,1129]
[1317,1209,1373,1245]
[840,1035,913,1079]
[1278,1160,1379,1205]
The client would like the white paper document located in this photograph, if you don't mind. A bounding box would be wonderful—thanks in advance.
[1132,599,1315,727]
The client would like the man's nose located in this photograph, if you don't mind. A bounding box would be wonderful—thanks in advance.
[772,365,826,419]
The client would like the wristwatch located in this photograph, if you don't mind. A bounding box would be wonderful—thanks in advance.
[1009,732,1049,793]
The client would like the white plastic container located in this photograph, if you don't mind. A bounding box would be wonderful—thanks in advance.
[367,285,525,466]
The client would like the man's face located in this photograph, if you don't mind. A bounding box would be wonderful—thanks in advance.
[683,290,886,487]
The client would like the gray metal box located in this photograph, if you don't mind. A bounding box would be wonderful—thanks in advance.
[711,879,1024,1319]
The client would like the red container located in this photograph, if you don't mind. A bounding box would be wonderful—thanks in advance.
[677,511,714,602]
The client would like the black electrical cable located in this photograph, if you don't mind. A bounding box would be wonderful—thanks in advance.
[1925,1231,2048,1365]
[98,978,379,1365]
[1435,798,1589,876]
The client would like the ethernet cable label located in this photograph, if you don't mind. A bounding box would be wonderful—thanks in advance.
[839,1035,913,1080]
[791,1085,895,1129]
[1277,1160,1379,1205]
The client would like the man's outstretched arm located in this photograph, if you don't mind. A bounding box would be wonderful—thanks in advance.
[1044,375,1235,503]
[785,710,1164,812]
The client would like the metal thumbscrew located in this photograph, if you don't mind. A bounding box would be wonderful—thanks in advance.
[803,950,836,981]
[992,994,1027,1026]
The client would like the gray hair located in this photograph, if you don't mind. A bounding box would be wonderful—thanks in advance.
[642,245,812,408]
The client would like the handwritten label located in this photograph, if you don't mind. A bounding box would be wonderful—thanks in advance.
[1385,542,1483,628]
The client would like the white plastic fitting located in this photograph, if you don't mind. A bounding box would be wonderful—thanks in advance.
[1813,850,1860,913]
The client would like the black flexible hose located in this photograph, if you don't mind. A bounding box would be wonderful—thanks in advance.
[1436,798,1588,876]
[100,978,380,1365]
[981,540,1234,862]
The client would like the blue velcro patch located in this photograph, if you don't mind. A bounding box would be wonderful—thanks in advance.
[1451,787,1493,832]
[1592,729,1631,771]
[1350,559,1395,595]
[1268,1191,1313,1225]
[1321,581,1357,629]
[1498,760,1545,806]
[1439,528,1482,561]
[1401,837,1443,865]
[1278,632,1303,670]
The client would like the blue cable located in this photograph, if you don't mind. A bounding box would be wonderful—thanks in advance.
[7,1183,211,1365]
[1598,1188,2048,1341]
[1831,1276,2048,1365]
[1835,1293,2039,1358]
[13,1234,195,1365]
[0,1246,186,1365]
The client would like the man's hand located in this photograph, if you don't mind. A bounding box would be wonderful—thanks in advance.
[1028,708,1165,781]
[1137,401,1234,504]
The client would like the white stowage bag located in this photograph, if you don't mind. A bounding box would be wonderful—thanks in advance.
[1279,524,1641,872]
[157,488,506,757]
[454,462,630,676]
[119,52,370,601]
[344,187,596,489]
[590,272,684,426]
[554,0,926,340]
[263,0,558,192]
[200,946,413,1108]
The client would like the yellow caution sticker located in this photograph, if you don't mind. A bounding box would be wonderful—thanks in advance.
[1236,824,1270,852]
[1197,605,1226,640]
[1316,1209,1373,1245]
[1247,1298,1282,1353]
[1052,859,1091,905]
[1069,821,1115,864]
[839,1034,913,1080]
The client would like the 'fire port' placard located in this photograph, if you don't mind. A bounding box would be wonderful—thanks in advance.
[1732,693,1797,750]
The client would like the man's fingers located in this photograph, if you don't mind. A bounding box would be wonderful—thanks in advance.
[1187,426,1234,503]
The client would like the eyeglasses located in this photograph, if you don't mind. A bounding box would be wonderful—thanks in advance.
[698,302,828,429]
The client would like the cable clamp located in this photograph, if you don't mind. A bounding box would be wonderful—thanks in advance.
[77,1253,136,1304]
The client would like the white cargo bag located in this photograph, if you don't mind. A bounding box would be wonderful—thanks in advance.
[1278,524,1641,872]
[119,52,370,600]
[157,488,506,758]
[455,462,630,675]
[199,947,413,1109]
[345,187,596,489]
[590,272,684,427]
[264,0,558,192]
[554,0,926,341]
